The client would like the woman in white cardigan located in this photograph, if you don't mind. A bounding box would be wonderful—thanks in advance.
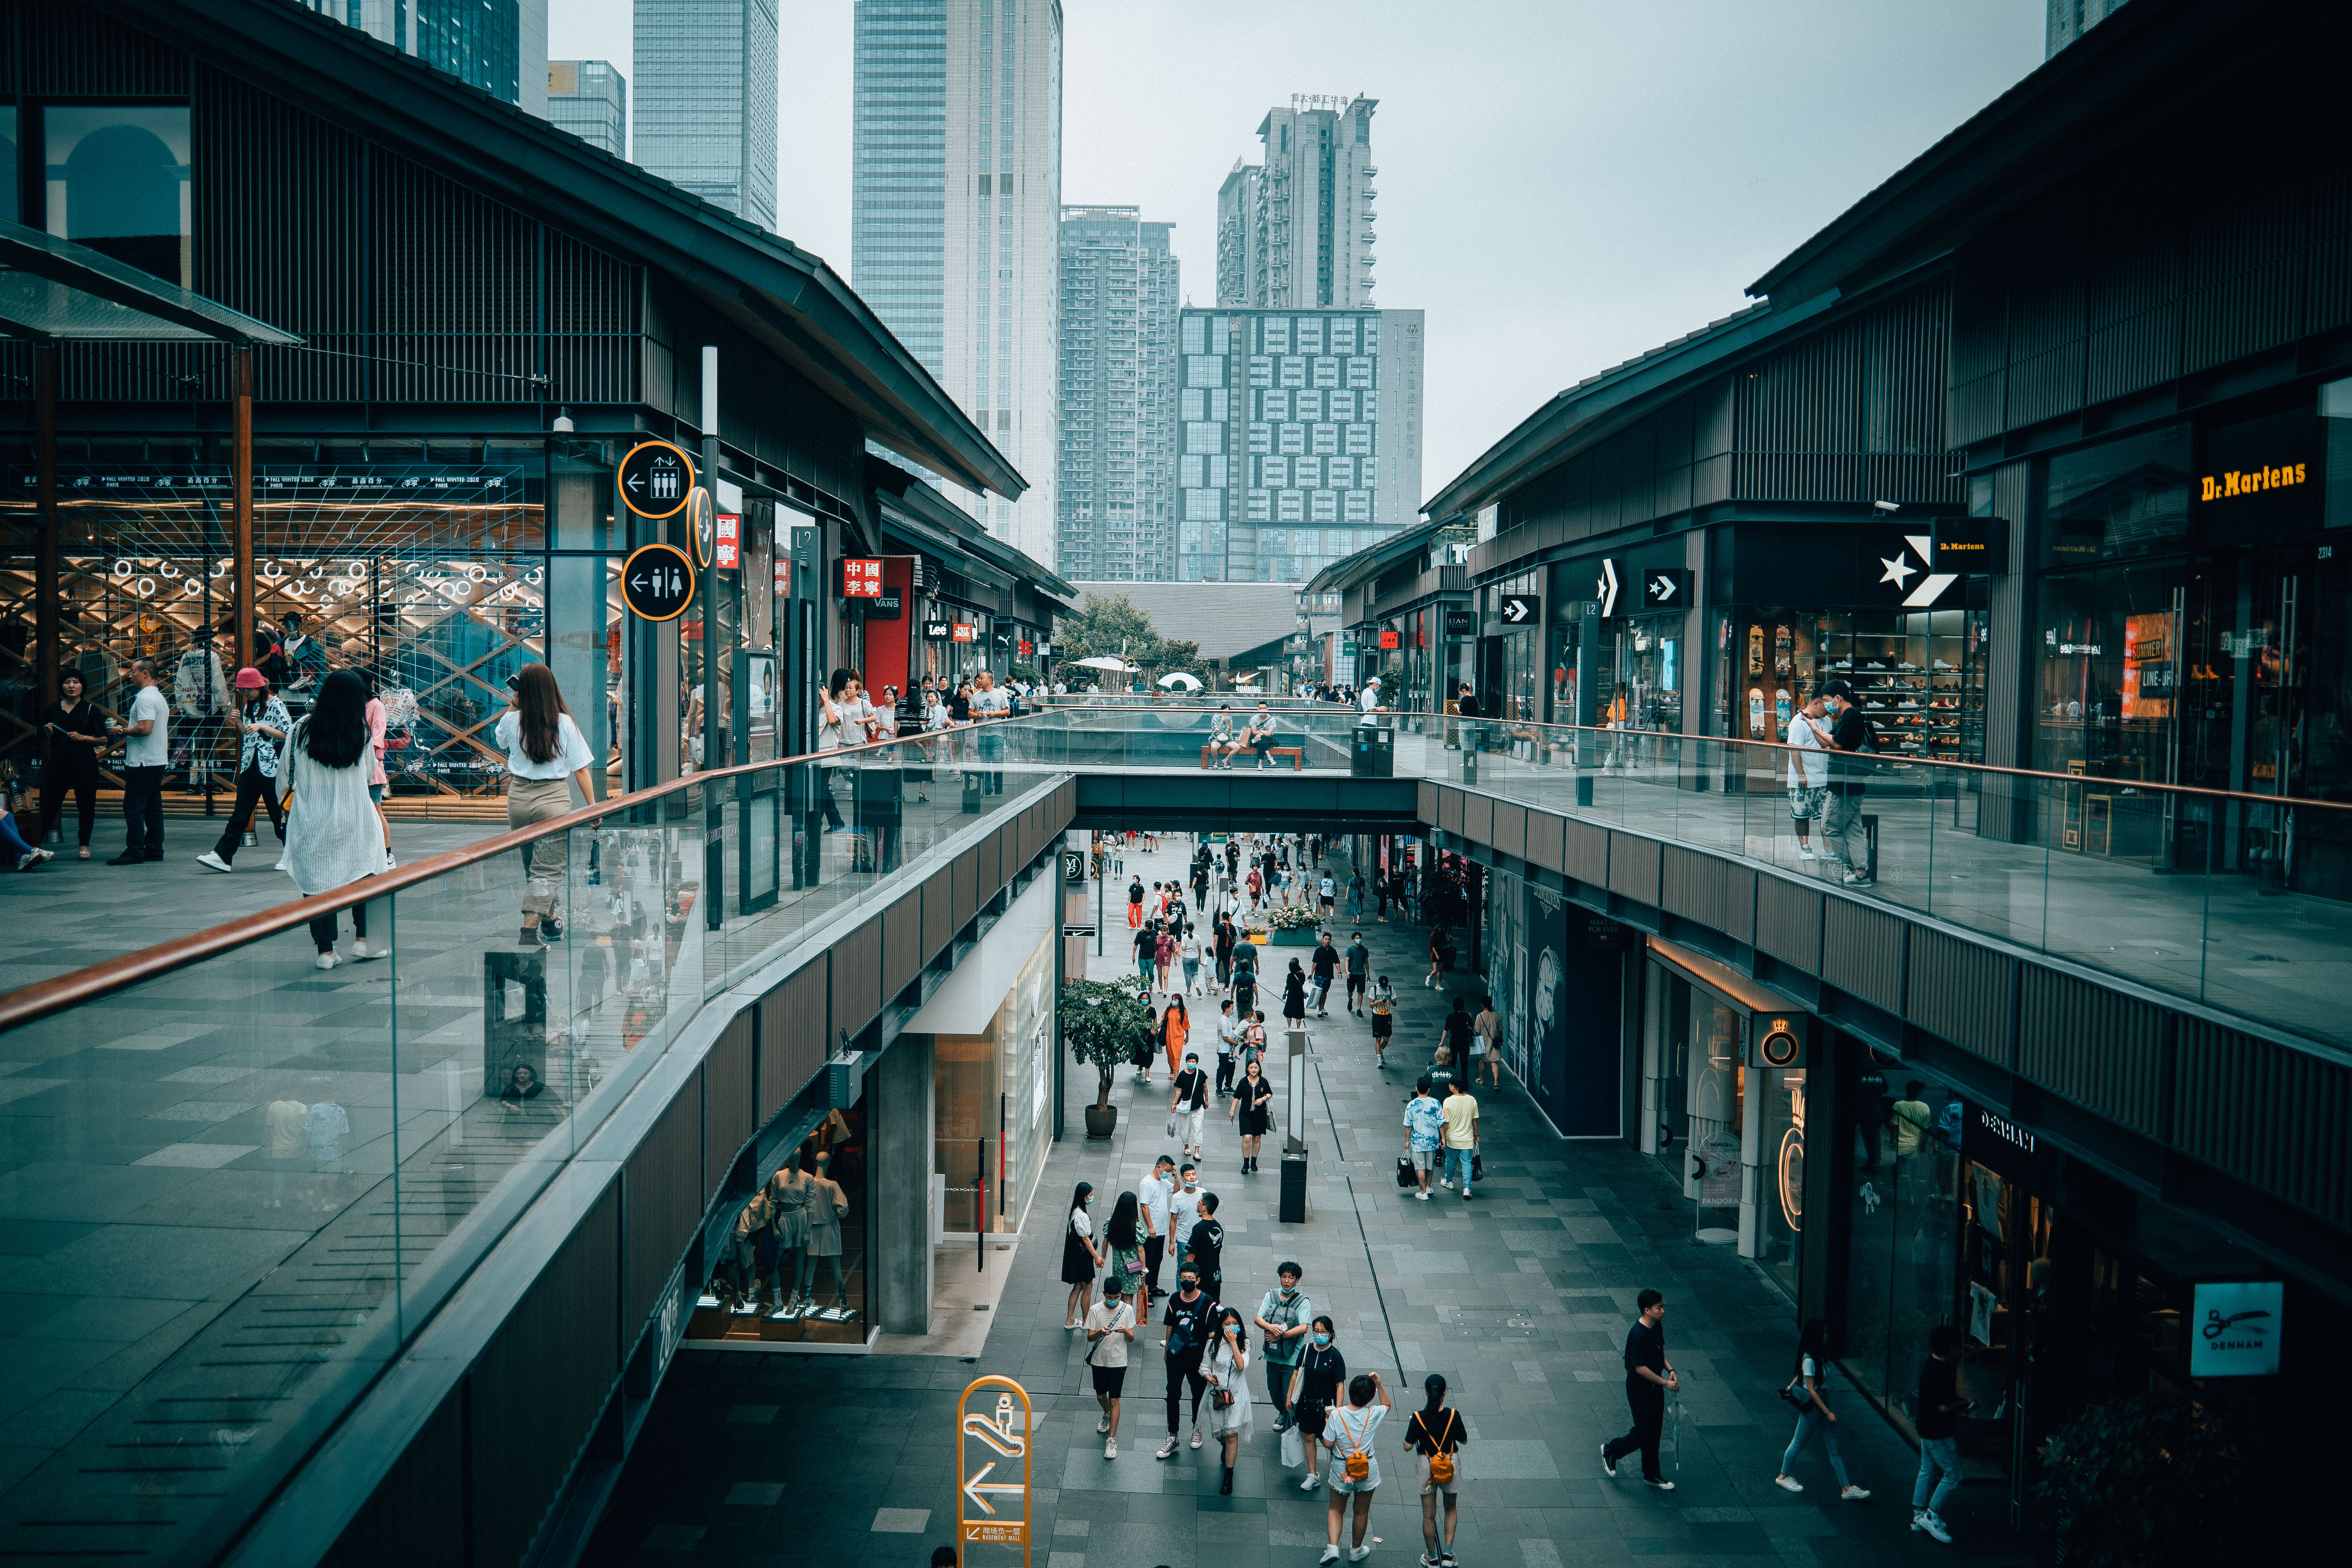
[277,670,390,969]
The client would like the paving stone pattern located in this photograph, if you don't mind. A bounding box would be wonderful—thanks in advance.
[585,836,2031,1568]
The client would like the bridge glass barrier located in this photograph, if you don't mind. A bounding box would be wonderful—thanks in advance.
[0,729,1057,1564]
[967,703,2347,1048]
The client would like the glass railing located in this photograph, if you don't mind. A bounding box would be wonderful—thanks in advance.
[0,722,1058,1566]
[962,703,2352,1048]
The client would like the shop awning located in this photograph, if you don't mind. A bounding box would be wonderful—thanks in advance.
[0,217,303,345]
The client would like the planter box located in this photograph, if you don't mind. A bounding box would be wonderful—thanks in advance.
[1269,926,1319,946]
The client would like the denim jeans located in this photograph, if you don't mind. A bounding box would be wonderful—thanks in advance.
[1821,792,1870,877]
[1781,1408,1850,1486]
[1913,1435,1960,1514]
[1444,1145,1475,1192]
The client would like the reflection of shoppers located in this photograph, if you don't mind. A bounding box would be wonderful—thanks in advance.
[37,671,107,858]
[279,670,391,968]
[197,668,290,873]
[105,658,171,865]
[497,663,597,949]
[172,624,234,793]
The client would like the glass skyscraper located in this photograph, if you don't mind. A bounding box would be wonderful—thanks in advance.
[292,0,546,114]
[634,0,778,229]
[1057,207,1178,581]
[548,61,626,159]
[852,0,947,375]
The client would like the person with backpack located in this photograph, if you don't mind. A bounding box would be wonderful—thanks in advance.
[1406,1373,1468,1568]
[1083,1272,1136,1459]
[1319,1371,1392,1564]
[1253,1262,1314,1432]
[1184,1191,1225,1301]
[1812,678,1879,888]
[1774,1317,1871,1499]
[1156,1265,1215,1460]
[1368,973,1396,1067]
[1287,1315,1347,1493]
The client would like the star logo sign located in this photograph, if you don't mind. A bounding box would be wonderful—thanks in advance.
[1879,552,1919,590]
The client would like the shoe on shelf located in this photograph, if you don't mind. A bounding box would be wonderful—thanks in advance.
[1841,1485,1872,1501]
[315,952,340,970]
[1774,1475,1804,1493]
[197,851,233,873]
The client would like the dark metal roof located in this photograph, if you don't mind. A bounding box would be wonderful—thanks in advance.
[869,456,1076,607]
[0,216,303,345]
[92,0,1022,500]
[1304,513,1453,595]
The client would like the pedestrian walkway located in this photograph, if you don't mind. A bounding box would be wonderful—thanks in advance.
[583,833,2031,1568]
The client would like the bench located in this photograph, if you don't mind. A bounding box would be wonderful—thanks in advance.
[1200,744,1303,771]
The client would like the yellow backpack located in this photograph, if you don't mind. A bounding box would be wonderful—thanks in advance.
[1338,1406,1372,1481]
[1422,1409,1459,1484]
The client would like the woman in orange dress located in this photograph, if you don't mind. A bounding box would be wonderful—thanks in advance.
[1160,993,1190,1081]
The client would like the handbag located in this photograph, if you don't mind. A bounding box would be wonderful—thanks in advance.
[1472,1149,1484,1182]
[1396,1152,1416,1189]
[1281,1421,1306,1469]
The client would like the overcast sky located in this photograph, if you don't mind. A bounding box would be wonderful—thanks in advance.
[553,1,2043,503]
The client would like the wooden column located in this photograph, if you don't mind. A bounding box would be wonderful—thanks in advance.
[231,345,255,671]
[34,345,58,704]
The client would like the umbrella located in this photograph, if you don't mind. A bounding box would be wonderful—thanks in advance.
[1157,671,1203,691]
[1072,655,1136,672]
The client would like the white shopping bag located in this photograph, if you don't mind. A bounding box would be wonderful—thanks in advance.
[1280,1423,1305,1469]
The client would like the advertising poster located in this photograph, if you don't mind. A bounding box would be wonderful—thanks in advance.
[1524,884,1571,1129]
[1488,869,1528,1085]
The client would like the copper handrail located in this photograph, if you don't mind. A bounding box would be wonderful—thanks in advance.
[0,714,1029,1033]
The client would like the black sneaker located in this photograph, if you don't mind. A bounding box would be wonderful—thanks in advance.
[107,851,147,866]
[541,917,564,942]
[1600,1443,1616,1478]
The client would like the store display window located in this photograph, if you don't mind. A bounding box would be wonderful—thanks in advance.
[934,926,1056,1236]
[1757,1062,1804,1303]
[692,1092,871,1346]
[1838,1063,1968,1445]
[1713,606,1987,764]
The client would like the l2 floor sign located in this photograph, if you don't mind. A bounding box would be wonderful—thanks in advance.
[2190,1281,2282,1377]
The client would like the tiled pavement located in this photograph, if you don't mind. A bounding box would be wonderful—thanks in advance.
[584,834,2035,1568]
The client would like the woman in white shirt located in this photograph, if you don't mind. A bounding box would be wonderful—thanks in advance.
[276,670,390,968]
[1178,926,1203,995]
[496,662,597,948]
[1203,1303,1254,1495]
[814,668,871,831]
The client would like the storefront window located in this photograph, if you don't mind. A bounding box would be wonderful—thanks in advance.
[1839,1062,1964,1436]
[934,922,1056,1236]
[1713,606,1988,764]
[691,1091,870,1345]
[2042,424,2191,568]
[1757,1063,1805,1303]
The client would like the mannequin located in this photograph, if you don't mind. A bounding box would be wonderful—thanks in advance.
[765,1162,815,1318]
[797,1151,855,1319]
[719,1190,773,1313]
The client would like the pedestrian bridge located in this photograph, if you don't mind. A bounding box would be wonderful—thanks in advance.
[0,705,2343,1564]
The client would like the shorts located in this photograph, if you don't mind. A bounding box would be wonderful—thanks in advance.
[1327,1455,1381,1494]
[1410,1146,1437,1171]
[1371,1013,1392,1038]
[1788,782,1829,822]
[1346,973,1367,995]
[1416,1452,1461,1495]
[1091,1364,1127,1397]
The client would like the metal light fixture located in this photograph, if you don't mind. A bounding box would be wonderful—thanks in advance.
[552,406,575,434]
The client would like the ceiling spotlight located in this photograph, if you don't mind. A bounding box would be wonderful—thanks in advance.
[1872,500,1900,513]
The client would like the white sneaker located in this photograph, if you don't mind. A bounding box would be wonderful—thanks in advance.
[196,851,233,873]
[1300,1473,1321,1491]
[1797,845,1817,860]
[1189,1428,1203,1449]
[1103,1439,1117,1459]
[1915,1512,1951,1543]
[1098,1416,1111,1434]
[1348,1547,1374,1563]
[352,941,390,962]
[1416,1190,1431,1200]
[1156,1436,1179,1460]
[1774,1475,1804,1493]
[315,952,340,970]
[1841,1485,1871,1501]
[1320,1549,1341,1566]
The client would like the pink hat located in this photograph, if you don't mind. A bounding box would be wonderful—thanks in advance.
[233,666,267,690]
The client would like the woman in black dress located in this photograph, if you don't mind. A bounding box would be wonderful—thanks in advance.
[36,671,109,859]
[1062,1181,1102,1330]
[1283,958,1308,1025]
[1228,1057,1274,1174]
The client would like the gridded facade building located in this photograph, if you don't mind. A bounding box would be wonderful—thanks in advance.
[293,0,547,113]
[1056,207,1178,581]
[548,60,626,158]
[1175,306,1424,583]
[1215,96,1377,310]
[634,0,778,229]
[853,0,947,374]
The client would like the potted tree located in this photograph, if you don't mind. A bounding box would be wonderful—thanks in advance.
[2036,1390,2250,1568]
[1061,978,1154,1140]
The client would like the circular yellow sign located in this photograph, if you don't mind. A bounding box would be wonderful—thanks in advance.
[617,440,697,521]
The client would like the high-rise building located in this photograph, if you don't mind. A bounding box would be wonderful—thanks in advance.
[853,1,947,374]
[635,0,778,229]
[1215,96,1377,311]
[855,0,1061,566]
[1174,306,1424,584]
[293,0,547,114]
[1056,207,1178,582]
[2046,0,2131,56]
[548,60,626,158]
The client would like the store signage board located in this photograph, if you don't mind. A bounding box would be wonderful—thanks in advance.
[618,441,695,520]
[2189,1281,2283,1377]
[620,543,695,622]
[956,1376,1034,1559]
[686,488,717,568]
[1641,569,1687,609]
[839,558,885,598]
[953,624,978,642]
[867,590,903,619]
[925,621,952,640]
[715,512,741,570]
[1444,609,1476,637]
[1961,1103,2060,1191]
[1597,559,1622,617]
[1929,516,2008,574]
[1498,595,1539,627]
[2199,408,2323,545]
[1378,629,1400,649]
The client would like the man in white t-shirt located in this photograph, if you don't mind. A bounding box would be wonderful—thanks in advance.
[1137,1153,1177,1305]
[108,658,172,864]
[1358,677,1383,717]
[969,671,1011,793]
[1784,691,1833,863]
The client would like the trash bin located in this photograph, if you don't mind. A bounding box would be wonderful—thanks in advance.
[1352,724,1393,779]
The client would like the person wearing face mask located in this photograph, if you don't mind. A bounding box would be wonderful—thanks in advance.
[1157,1267,1215,1460]
[1254,1262,1314,1434]
[1288,1316,1347,1492]
[1061,1181,1102,1331]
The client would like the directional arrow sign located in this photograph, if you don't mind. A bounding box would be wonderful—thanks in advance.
[956,1376,1034,1557]
[961,1460,1027,1516]
[1498,594,1539,627]
[619,542,695,622]
[617,440,695,521]
[1643,568,1687,608]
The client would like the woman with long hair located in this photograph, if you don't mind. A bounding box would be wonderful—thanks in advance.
[1283,957,1308,1025]
[277,669,390,967]
[1774,1318,1871,1500]
[1405,1372,1469,1564]
[1286,1315,1346,1494]
[1062,1181,1102,1330]
[36,669,108,858]
[1229,1055,1274,1175]
[496,663,597,947]
[197,667,292,872]
[1201,1303,1254,1495]
[1160,993,1190,1082]
[1103,1190,1143,1298]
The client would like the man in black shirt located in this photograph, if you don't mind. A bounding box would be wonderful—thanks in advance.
[1601,1289,1679,1488]
[1183,1191,1224,1303]
[1309,934,1339,1018]
[1814,678,1878,888]
[1169,1053,1210,1163]
[1158,1269,1215,1459]
[1911,1324,1968,1541]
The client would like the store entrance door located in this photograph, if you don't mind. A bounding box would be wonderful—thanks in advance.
[2233,564,2306,892]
